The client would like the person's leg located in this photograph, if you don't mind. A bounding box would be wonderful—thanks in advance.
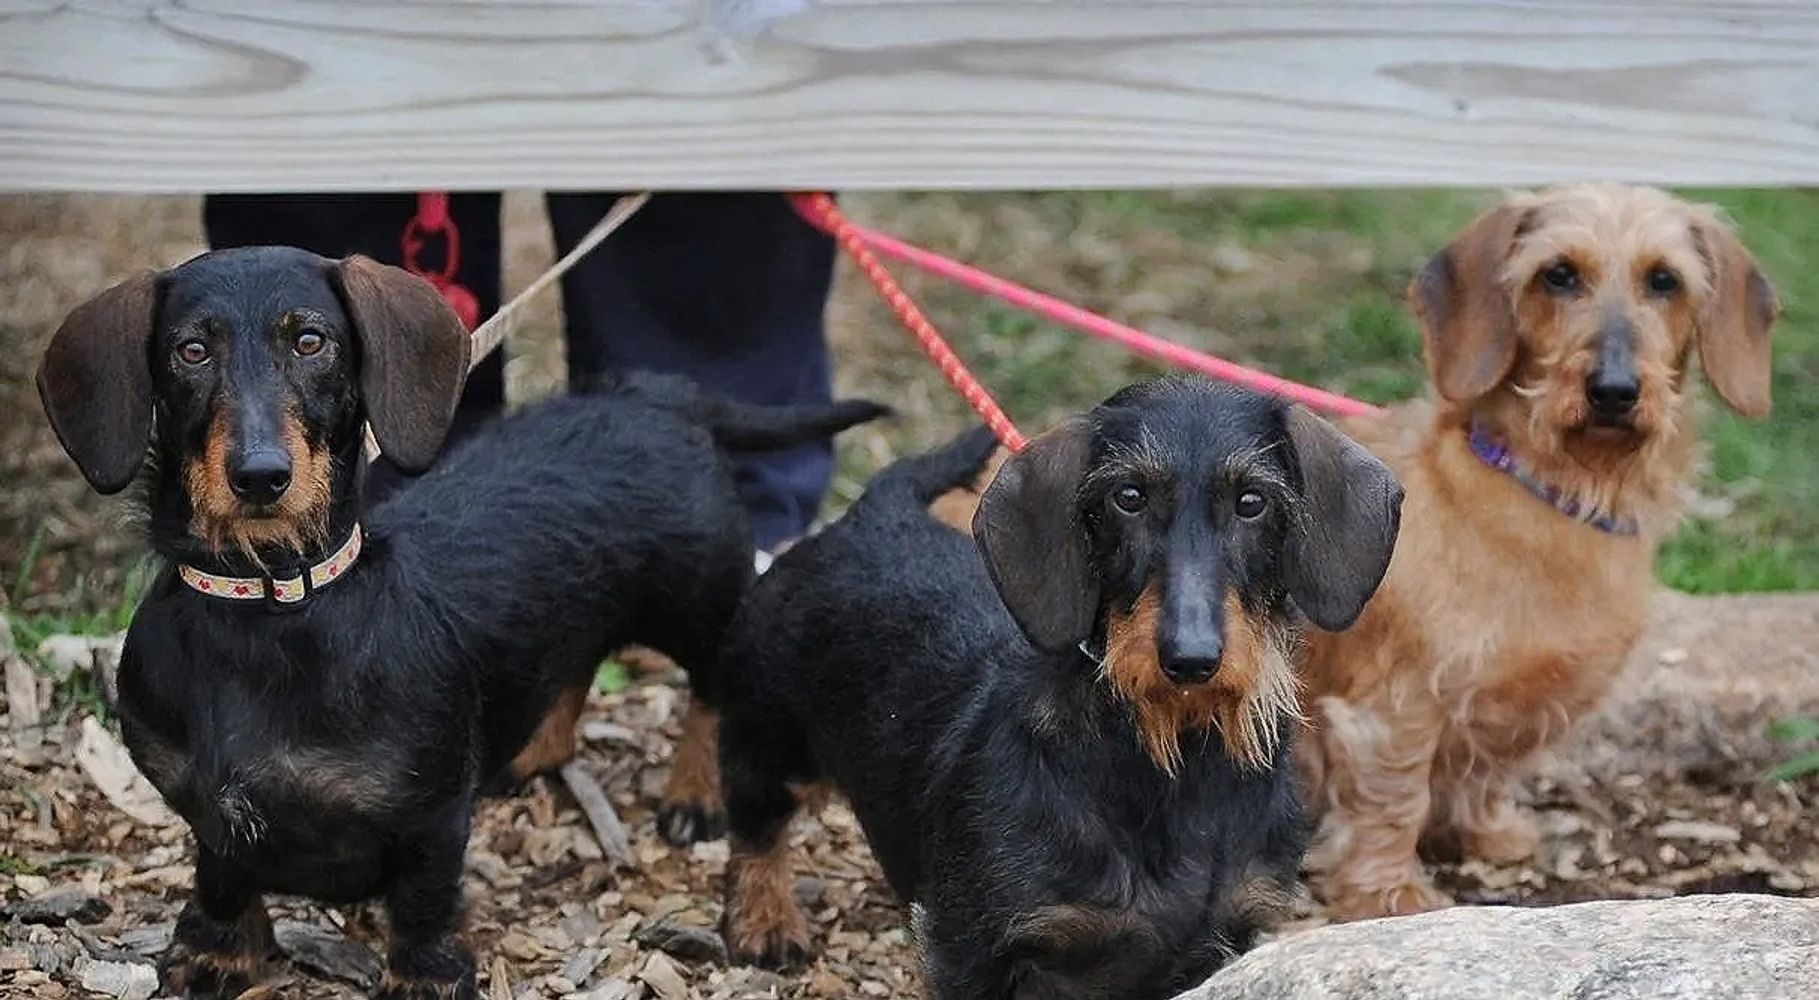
[545,192,836,551]
[202,193,506,430]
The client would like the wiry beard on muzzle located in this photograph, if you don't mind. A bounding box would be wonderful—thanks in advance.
[184,414,337,568]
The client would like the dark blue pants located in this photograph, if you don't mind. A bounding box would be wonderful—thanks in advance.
[204,192,836,550]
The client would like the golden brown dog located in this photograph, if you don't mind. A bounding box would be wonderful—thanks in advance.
[1298,184,1777,921]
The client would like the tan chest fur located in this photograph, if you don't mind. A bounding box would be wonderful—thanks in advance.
[1303,405,1656,710]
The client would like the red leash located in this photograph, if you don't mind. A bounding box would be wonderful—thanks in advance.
[403,192,481,331]
[790,193,1383,427]
[793,193,1029,452]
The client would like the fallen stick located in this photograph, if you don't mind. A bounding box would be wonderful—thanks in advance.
[559,760,635,869]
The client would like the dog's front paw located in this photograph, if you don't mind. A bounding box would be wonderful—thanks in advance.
[1322,874,1453,922]
[160,948,265,999]
[723,909,813,971]
[1458,808,1541,865]
[379,938,477,1000]
[725,841,813,969]
[658,800,727,846]
[162,899,274,998]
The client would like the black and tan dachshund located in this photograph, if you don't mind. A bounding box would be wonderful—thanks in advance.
[34,246,884,1000]
[716,378,1402,999]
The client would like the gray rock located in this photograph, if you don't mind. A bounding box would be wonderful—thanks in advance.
[633,917,728,964]
[3,887,112,925]
[1176,895,1819,1000]
[78,958,159,1000]
[273,919,382,990]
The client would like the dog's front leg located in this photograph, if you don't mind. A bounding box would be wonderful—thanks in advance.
[378,808,477,1000]
[1303,694,1452,921]
[162,844,274,998]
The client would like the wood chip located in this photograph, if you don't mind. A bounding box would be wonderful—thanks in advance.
[561,760,635,868]
[580,978,640,1000]
[77,959,157,1000]
[4,653,41,752]
[580,720,641,746]
[637,952,689,1000]
[272,920,382,990]
[1653,819,1743,844]
[34,633,116,683]
[561,946,606,986]
[3,886,112,925]
[488,954,512,1000]
[74,717,178,828]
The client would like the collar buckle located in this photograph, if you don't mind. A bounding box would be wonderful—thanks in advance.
[262,565,313,612]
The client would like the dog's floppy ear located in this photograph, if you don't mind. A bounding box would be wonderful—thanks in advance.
[974,417,1097,652]
[1411,203,1530,403]
[36,271,159,494]
[1692,217,1777,419]
[332,255,472,472]
[1283,406,1403,632]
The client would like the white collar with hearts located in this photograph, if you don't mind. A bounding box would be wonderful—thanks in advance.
[176,525,363,608]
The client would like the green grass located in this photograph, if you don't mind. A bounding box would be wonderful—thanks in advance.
[594,660,631,694]
[4,557,152,721]
[1768,717,1819,782]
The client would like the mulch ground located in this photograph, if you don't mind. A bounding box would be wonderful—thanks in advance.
[4,630,1817,1000]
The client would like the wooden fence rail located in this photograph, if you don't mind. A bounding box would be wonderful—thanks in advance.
[2,1,1817,191]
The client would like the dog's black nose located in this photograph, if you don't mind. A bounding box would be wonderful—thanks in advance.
[1159,633,1222,685]
[229,451,292,504]
[1585,369,1641,418]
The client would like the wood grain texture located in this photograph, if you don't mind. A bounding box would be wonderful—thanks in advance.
[2,1,1816,191]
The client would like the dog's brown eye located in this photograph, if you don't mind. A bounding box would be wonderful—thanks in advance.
[177,340,210,365]
[1235,491,1267,520]
[1541,261,1581,293]
[1112,485,1146,515]
[294,330,325,357]
[1647,267,1680,295]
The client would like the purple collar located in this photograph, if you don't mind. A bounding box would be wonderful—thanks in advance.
[1467,421,1639,536]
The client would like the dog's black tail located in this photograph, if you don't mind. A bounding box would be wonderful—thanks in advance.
[702,396,891,452]
[862,426,1002,509]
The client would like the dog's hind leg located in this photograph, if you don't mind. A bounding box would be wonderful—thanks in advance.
[377,806,478,1000]
[652,585,743,845]
[505,684,589,785]
[658,694,725,845]
[162,846,275,999]
[720,712,814,969]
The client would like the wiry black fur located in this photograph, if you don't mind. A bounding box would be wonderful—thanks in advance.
[717,380,1399,1000]
[41,247,883,1000]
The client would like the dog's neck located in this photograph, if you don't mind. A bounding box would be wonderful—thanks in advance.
[1445,397,1693,540]
[146,432,366,579]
